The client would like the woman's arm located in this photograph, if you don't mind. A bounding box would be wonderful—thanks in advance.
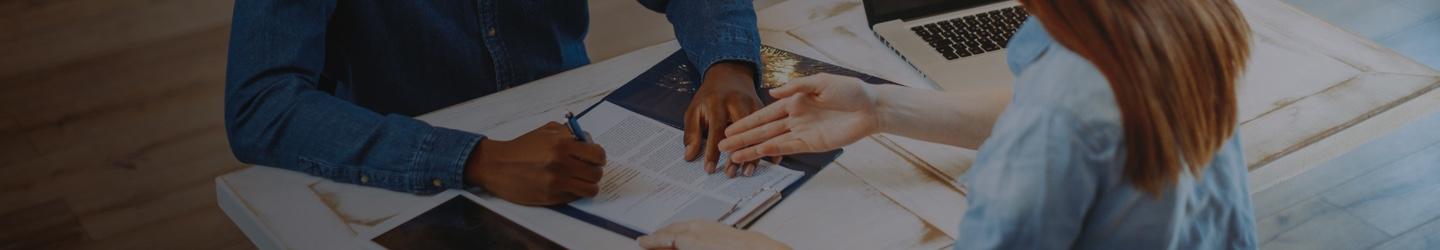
[719,74,1011,163]
[874,81,1011,149]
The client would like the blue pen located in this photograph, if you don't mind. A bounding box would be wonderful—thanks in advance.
[565,112,589,143]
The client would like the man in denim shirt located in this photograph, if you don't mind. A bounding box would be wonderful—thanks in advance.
[224,0,765,205]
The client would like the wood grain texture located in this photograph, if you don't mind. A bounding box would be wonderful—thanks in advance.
[0,0,250,248]
[0,0,232,79]
[771,0,1440,193]
[1319,143,1440,235]
[1257,196,1391,249]
[1251,113,1440,220]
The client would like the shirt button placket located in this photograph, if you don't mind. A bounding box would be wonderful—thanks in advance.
[486,26,503,90]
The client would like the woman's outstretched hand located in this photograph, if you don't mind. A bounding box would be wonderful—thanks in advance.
[638,220,790,250]
[718,74,883,164]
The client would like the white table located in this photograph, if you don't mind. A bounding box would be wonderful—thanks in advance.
[217,0,1440,249]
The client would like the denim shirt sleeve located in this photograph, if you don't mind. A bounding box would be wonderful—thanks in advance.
[224,0,479,195]
[638,0,763,85]
[953,106,1104,249]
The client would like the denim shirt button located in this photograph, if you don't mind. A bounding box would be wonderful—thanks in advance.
[487,27,496,37]
[360,175,370,184]
[432,179,444,187]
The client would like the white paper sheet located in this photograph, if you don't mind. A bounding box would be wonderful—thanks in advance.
[571,102,802,233]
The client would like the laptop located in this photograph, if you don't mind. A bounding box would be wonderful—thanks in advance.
[864,0,1029,89]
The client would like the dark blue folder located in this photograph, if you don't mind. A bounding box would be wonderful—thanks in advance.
[557,46,898,239]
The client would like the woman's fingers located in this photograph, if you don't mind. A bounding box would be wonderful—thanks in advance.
[731,133,812,163]
[730,144,766,163]
[729,128,793,163]
[770,74,829,99]
[724,98,790,137]
[759,139,812,157]
[745,131,817,161]
[719,119,787,153]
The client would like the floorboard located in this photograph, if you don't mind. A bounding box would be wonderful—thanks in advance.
[1256,1,1440,248]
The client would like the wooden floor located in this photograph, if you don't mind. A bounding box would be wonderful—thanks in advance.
[1259,0,1440,249]
[1286,0,1440,70]
[1255,113,1440,249]
[0,0,1433,249]
[0,0,255,248]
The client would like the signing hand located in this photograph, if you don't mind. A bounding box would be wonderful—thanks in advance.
[718,74,882,163]
[638,220,790,250]
[464,122,606,206]
[685,62,763,177]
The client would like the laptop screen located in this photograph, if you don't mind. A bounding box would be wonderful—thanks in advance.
[863,0,1009,25]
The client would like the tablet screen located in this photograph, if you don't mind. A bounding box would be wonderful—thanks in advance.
[371,196,562,250]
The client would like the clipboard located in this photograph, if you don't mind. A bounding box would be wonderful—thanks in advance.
[555,46,898,238]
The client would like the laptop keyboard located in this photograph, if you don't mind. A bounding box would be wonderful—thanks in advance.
[910,6,1029,60]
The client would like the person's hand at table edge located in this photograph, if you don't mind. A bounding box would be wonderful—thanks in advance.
[638,220,790,250]
[464,122,606,206]
[684,61,764,178]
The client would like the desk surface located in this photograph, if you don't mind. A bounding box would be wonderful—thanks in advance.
[217,0,1440,249]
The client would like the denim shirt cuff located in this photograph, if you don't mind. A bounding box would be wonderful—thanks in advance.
[410,126,483,194]
[697,56,764,90]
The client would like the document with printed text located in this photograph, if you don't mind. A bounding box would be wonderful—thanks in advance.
[570,101,802,233]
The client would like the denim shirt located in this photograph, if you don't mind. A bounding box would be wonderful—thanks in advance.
[952,19,1258,249]
[224,0,760,194]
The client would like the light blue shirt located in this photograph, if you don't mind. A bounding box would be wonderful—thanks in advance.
[952,19,1258,249]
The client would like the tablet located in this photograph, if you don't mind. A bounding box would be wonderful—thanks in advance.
[358,192,562,250]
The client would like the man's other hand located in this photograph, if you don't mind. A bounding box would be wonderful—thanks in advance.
[684,61,763,178]
[465,122,606,206]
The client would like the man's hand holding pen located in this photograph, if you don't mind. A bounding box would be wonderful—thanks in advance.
[464,122,606,206]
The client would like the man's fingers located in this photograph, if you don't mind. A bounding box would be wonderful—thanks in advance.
[703,118,724,174]
[720,120,788,153]
[637,234,677,250]
[725,160,738,178]
[726,96,758,123]
[560,157,603,183]
[743,160,754,176]
[719,98,759,152]
[683,111,704,162]
[559,177,600,197]
[545,192,581,205]
[568,142,606,166]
